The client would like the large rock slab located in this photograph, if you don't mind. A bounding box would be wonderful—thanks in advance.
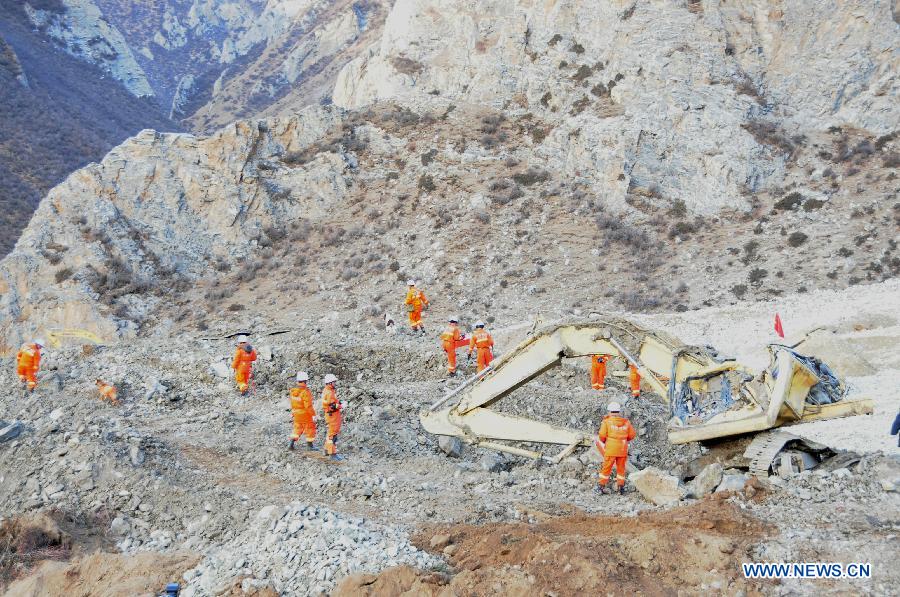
[631,467,686,506]
[686,463,723,498]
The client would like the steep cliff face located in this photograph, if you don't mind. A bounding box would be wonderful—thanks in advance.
[0,1,179,258]
[1,0,897,350]
[333,0,898,213]
[88,0,389,129]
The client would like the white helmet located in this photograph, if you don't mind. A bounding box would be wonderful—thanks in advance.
[323,373,338,385]
[34,338,45,348]
[295,371,309,383]
[475,321,485,328]
[407,279,415,286]
[607,402,622,413]
[448,316,458,323]
[236,335,249,344]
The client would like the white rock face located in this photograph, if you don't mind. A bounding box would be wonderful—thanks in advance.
[332,0,899,213]
[26,0,154,97]
[0,105,348,351]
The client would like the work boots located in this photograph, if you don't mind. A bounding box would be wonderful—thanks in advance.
[288,440,295,451]
[618,485,626,495]
[594,485,609,495]
[307,442,315,451]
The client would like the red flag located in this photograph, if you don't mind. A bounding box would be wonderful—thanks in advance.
[774,313,785,338]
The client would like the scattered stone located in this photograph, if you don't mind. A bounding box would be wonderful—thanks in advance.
[686,463,723,498]
[129,445,146,467]
[438,436,463,458]
[48,408,65,422]
[210,361,231,378]
[429,534,451,549]
[631,467,686,506]
[0,421,23,442]
[479,452,507,473]
[715,474,749,493]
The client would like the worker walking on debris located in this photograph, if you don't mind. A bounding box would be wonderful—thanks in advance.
[231,335,257,395]
[595,402,636,495]
[468,321,494,373]
[590,355,608,390]
[95,379,119,405]
[628,364,641,398]
[289,372,317,451]
[440,317,468,376]
[321,374,345,460]
[16,338,44,393]
[404,280,429,334]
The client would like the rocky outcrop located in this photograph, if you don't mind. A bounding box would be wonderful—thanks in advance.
[26,0,154,97]
[333,0,899,213]
[0,105,348,352]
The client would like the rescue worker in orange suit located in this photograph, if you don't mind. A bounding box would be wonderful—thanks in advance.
[590,355,608,390]
[404,280,429,334]
[16,338,44,393]
[468,321,494,373]
[95,379,119,405]
[440,316,468,376]
[628,364,641,398]
[289,371,317,451]
[231,335,257,395]
[595,402,637,495]
[321,373,345,460]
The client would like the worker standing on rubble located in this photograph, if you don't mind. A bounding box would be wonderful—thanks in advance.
[440,317,467,376]
[321,374,344,459]
[231,335,257,395]
[468,321,494,373]
[16,338,44,393]
[590,355,608,390]
[95,379,119,405]
[404,280,429,334]
[289,372,317,451]
[595,402,636,495]
[628,364,641,398]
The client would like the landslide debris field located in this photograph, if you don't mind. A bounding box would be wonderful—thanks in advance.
[1,283,899,596]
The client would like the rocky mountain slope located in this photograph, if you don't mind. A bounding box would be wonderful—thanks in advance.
[0,0,179,258]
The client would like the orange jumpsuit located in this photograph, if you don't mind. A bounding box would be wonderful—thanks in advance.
[16,343,41,392]
[290,384,316,444]
[440,324,467,374]
[629,365,641,397]
[597,414,637,488]
[97,382,119,405]
[590,355,608,390]
[468,329,494,372]
[405,288,429,329]
[232,346,257,394]
[322,385,343,455]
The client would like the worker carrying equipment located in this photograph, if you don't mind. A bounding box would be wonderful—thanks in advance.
[232,340,257,395]
[289,371,316,451]
[16,339,43,393]
[468,322,494,373]
[628,364,641,398]
[404,281,429,334]
[95,379,119,405]
[440,317,468,376]
[590,355,608,390]
[321,374,344,459]
[595,402,636,495]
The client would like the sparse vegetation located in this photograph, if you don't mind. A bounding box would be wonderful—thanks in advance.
[787,231,808,247]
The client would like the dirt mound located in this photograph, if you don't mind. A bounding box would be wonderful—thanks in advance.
[0,512,71,589]
[336,500,769,596]
[3,551,199,597]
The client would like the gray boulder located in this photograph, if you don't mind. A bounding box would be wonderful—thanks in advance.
[631,467,686,506]
[715,474,749,493]
[686,463,724,498]
[480,452,507,473]
[0,421,23,443]
[438,436,463,458]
